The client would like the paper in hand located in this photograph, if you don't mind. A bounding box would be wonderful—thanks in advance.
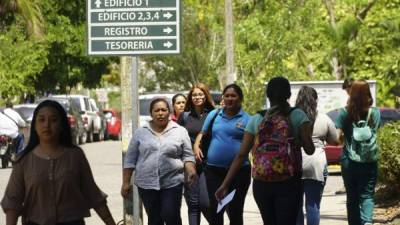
[216,189,236,213]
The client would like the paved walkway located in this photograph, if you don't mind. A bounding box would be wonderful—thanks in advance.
[0,141,349,225]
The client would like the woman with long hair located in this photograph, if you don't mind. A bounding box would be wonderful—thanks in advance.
[295,86,338,225]
[193,84,251,225]
[1,100,116,225]
[177,83,215,225]
[335,80,380,225]
[215,77,315,225]
[122,98,197,225]
[171,93,187,122]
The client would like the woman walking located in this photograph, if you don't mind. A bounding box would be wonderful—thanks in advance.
[121,98,197,225]
[215,77,315,225]
[335,80,380,225]
[177,83,215,225]
[295,86,338,225]
[193,83,251,225]
[171,93,187,122]
[1,100,116,225]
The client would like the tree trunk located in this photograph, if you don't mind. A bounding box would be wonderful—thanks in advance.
[324,0,341,80]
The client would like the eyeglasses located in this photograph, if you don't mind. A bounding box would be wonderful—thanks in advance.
[192,93,205,98]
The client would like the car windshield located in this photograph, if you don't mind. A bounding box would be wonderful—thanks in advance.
[14,107,35,122]
[140,99,152,116]
[50,98,70,112]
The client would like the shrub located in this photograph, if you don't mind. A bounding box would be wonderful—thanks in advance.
[377,121,400,189]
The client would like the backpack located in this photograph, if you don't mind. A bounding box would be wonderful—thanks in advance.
[251,108,302,182]
[346,108,378,162]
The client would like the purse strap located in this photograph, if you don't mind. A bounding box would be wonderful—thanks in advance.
[205,108,221,136]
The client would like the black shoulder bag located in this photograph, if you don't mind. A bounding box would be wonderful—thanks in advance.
[200,108,221,162]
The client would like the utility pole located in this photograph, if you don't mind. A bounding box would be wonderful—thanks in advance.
[220,0,236,89]
[120,56,143,225]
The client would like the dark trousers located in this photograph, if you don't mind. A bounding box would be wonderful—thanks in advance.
[26,220,84,225]
[138,184,183,225]
[253,177,302,225]
[341,158,377,225]
[204,165,251,225]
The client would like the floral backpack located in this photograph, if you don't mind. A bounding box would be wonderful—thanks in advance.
[251,108,302,182]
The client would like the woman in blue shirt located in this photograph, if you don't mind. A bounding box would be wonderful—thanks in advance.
[194,84,251,225]
[215,77,315,225]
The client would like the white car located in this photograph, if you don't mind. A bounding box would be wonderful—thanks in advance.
[139,93,175,126]
[51,95,104,142]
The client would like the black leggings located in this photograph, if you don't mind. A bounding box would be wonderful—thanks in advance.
[204,165,251,225]
[26,219,85,225]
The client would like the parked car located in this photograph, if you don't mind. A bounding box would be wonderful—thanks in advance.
[103,109,121,140]
[325,107,400,164]
[89,98,106,142]
[139,92,175,126]
[51,95,104,142]
[36,98,87,145]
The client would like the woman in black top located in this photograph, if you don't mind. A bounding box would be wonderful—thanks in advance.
[177,83,215,225]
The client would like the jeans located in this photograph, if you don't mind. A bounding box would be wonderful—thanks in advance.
[341,158,377,225]
[184,171,210,225]
[13,133,24,155]
[253,177,302,225]
[204,165,251,225]
[296,179,325,225]
[297,167,328,225]
[138,184,183,225]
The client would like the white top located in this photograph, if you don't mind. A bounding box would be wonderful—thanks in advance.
[0,112,19,138]
[3,108,27,128]
[301,113,338,182]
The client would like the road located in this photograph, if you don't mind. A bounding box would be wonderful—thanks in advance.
[0,141,348,225]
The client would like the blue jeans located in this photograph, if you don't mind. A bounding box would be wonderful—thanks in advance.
[184,171,210,225]
[296,179,325,225]
[253,177,302,225]
[341,158,377,225]
[138,184,183,225]
[13,133,24,155]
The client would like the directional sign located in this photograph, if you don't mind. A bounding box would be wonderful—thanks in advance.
[87,0,181,55]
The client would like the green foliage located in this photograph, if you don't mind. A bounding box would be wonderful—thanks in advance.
[140,0,225,92]
[377,121,400,189]
[0,22,47,101]
[1,0,399,109]
[108,91,121,111]
[0,0,116,101]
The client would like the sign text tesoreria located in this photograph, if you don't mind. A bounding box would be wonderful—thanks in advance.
[105,41,154,50]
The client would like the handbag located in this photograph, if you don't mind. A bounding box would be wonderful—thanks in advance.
[200,109,221,161]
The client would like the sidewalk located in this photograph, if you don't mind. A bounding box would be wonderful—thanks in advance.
[142,176,348,225]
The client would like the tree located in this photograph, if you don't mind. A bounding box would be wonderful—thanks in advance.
[0,22,47,101]
[140,0,225,92]
[0,0,43,37]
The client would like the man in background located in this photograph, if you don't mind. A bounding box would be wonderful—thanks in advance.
[2,102,27,155]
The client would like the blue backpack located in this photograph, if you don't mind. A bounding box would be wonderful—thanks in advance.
[346,108,378,162]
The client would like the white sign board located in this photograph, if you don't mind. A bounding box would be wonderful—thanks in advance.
[265,80,377,114]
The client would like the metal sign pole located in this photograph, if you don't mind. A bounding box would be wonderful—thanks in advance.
[130,56,142,225]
